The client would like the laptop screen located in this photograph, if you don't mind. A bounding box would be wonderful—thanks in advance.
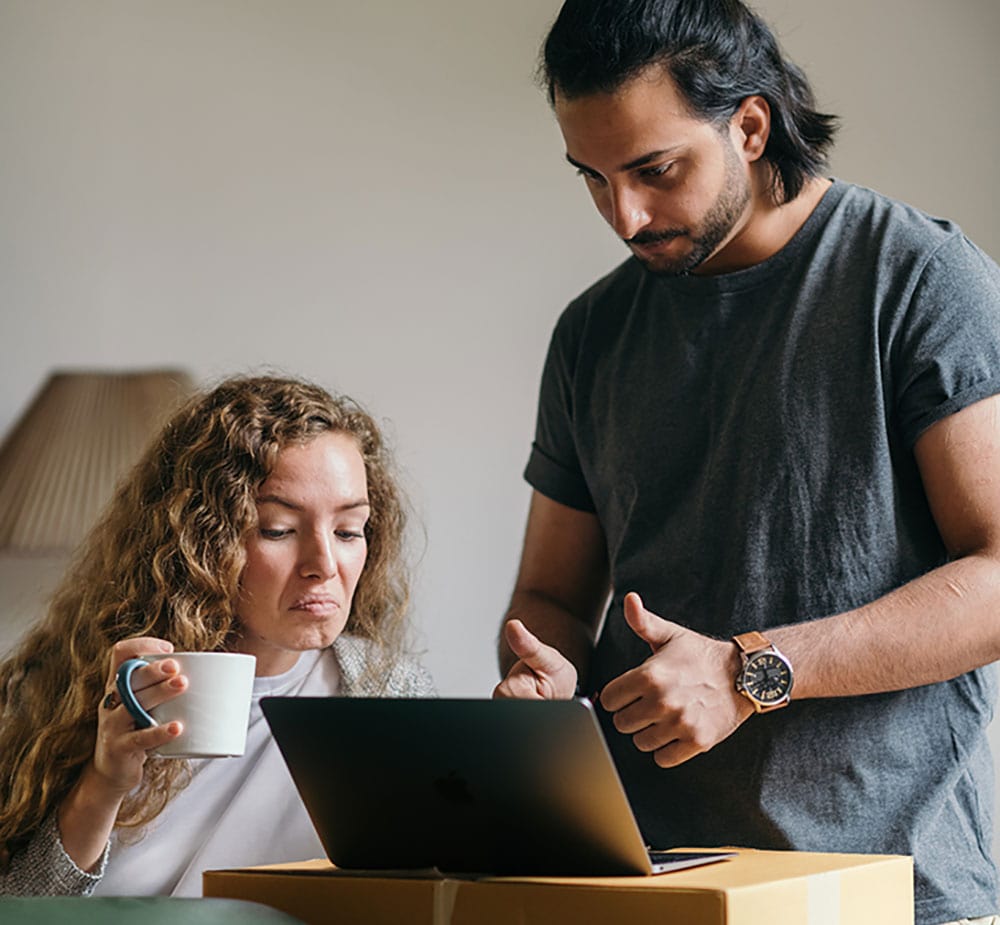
[262,696,733,877]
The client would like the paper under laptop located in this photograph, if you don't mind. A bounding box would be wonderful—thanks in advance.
[261,695,734,878]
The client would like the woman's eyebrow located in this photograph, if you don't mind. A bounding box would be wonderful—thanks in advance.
[257,494,302,511]
[256,494,370,512]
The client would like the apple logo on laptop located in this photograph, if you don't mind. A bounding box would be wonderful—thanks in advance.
[433,769,475,805]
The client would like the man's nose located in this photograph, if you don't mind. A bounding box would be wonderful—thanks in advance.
[607,184,652,240]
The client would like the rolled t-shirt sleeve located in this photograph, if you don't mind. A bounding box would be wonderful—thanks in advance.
[525,442,595,512]
[893,233,1000,447]
[524,305,597,513]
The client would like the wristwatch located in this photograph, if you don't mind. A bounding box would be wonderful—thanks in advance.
[733,631,794,713]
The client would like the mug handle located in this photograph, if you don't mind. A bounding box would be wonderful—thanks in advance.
[115,657,157,729]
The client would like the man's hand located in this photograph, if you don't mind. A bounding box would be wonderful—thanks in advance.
[493,619,578,700]
[599,592,754,767]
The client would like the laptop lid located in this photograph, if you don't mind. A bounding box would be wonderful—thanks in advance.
[261,696,732,877]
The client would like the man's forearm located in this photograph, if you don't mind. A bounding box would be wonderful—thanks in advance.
[770,551,1000,699]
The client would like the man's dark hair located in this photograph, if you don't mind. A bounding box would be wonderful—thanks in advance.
[541,0,838,202]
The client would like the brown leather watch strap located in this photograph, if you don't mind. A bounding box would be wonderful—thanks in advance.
[733,630,771,654]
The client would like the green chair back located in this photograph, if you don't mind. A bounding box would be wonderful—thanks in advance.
[0,896,307,924]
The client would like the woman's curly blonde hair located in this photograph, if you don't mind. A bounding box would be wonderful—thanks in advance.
[0,375,410,867]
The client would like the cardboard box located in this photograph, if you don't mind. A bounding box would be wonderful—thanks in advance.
[203,848,913,924]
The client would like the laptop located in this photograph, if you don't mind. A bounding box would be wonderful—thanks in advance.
[261,696,734,877]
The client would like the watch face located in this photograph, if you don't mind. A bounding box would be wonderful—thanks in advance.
[742,651,792,704]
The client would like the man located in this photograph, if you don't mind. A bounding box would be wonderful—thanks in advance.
[494,2,1000,923]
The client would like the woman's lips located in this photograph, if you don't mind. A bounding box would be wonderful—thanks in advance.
[290,597,339,616]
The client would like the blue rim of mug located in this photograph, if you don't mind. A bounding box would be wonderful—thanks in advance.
[115,657,157,729]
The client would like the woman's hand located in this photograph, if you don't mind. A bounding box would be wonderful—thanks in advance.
[57,636,188,873]
[91,637,188,796]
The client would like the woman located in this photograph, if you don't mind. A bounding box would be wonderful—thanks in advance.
[0,375,434,896]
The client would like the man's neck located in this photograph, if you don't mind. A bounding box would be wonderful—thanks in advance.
[696,174,832,276]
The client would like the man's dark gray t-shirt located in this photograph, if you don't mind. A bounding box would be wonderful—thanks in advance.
[525,180,1000,924]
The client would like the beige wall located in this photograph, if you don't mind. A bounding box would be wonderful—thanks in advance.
[757,0,998,258]
[1,0,998,849]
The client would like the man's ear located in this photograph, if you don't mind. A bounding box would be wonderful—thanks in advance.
[731,95,770,163]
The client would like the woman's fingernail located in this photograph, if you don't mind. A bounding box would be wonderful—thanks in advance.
[168,722,182,735]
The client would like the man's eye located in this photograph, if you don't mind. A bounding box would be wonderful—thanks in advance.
[576,168,605,184]
[641,163,673,178]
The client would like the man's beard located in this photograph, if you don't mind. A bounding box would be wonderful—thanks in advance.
[627,141,751,276]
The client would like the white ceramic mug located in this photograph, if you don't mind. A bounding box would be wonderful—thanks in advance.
[115,651,256,758]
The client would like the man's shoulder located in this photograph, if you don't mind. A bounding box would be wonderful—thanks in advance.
[825,180,966,257]
[816,181,1000,302]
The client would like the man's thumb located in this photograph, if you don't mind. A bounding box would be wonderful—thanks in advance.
[505,620,561,674]
[623,591,679,651]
